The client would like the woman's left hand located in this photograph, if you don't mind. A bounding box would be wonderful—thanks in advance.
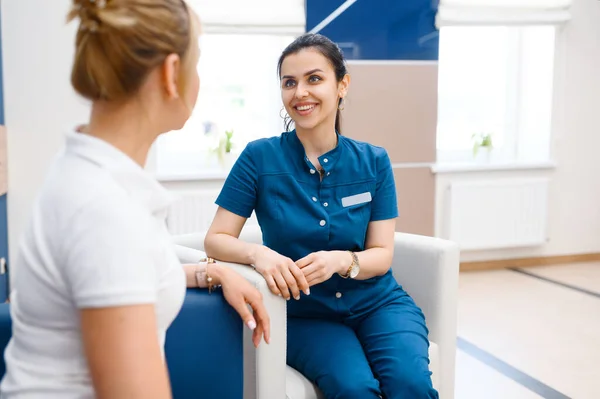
[216,266,271,348]
[295,251,352,286]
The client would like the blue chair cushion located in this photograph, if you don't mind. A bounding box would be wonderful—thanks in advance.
[165,288,243,399]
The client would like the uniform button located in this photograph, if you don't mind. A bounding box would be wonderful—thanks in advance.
[323,202,329,207]
[319,220,326,226]
[310,169,316,174]
[312,197,317,202]
[335,292,342,299]
[326,172,331,176]
[323,158,329,163]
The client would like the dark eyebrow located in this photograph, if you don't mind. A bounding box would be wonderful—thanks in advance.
[281,69,324,80]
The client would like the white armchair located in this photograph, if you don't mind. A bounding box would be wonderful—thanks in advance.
[172,226,459,399]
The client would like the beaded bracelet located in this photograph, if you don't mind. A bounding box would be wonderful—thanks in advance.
[206,258,218,293]
[195,257,220,293]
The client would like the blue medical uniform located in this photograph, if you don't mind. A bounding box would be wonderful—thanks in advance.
[216,130,438,399]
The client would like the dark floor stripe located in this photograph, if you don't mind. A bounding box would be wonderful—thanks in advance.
[457,337,571,399]
[510,268,600,299]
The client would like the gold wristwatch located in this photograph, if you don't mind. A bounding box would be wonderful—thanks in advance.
[340,251,360,279]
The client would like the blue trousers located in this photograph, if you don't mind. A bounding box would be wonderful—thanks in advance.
[287,294,438,399]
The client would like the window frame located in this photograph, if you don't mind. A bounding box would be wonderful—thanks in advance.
[436,25,556,165]
[153,32,298,179]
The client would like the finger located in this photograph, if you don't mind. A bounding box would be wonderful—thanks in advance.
[287,260,310,295]
[273,271,291,300]
[301,263,320,279]
[252,323,263,348]
[305,271,325,286]
[249,296,271,345]
[295,253,315,269]
[264,274,281,297]
[230,298,257,332]
[262,317,271,345]
[300,262,318,277]
[279,265,301,300]
[302,263,328,286]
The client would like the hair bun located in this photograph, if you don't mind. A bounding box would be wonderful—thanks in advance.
[67,0,197,102]
[68,0,105,32]
[68,0,137,33]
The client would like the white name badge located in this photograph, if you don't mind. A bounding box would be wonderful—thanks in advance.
[341,192,372,207]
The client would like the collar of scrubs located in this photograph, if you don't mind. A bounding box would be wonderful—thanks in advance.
[289,129,343,176]
[65,130,175,215]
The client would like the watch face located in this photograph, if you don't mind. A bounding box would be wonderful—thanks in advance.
[349,264,360,279]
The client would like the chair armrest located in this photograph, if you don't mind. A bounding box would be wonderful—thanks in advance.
[172,241,287,399]
[170,226,263,251]
[391,232,459,399]
[172,241,207,263]
[172,233,206,253]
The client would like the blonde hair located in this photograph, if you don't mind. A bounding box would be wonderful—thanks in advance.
[67,0,199,102]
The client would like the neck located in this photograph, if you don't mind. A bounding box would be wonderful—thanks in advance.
[84,100,159,167]
[295,122,338,158]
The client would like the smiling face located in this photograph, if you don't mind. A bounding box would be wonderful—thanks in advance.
[280,48,349,132]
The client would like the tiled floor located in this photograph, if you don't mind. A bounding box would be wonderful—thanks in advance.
[455,350,544,399]
[455,262,600,399]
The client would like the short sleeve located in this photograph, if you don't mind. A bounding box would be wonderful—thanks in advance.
[63,195,158,309]
[215,143,258,218]
[370,149,399,221]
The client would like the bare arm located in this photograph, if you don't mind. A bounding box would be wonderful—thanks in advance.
[204,207,262,265]
[80,305,171,399]
[204,207,309,300]
[297,219,396,283]
[351,218,396,279]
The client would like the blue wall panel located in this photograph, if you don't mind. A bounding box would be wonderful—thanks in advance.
[0,4,9,302]
[306,0,439,61]
[0,195,7,302]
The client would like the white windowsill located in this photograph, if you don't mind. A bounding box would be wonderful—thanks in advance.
[155,170,230,182]
[431,160,557,174]
[154,161,557,182]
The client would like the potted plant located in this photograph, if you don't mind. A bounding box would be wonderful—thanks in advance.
[471,132,493,163]
[211,129,236,169]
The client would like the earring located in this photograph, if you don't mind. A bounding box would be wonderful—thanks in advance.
[338,98,345,111]
[280,106,288,119]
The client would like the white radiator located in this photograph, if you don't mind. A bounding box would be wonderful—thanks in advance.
[446,178,550,251]
[166,190,258,235]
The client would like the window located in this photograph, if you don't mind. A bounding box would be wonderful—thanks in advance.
[152,0,304,178]
[436,25,556,164]
[154,34,295,177]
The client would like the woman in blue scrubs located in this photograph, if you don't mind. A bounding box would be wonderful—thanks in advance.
[204,33,438,399]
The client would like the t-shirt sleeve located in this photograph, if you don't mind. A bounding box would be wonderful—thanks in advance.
[215,143,258,218]
[63,196,158,309]
[370,149,399,222]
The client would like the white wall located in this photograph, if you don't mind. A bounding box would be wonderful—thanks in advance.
[435,0,600,262]
[3,0,600,267]
[2,0,91,270]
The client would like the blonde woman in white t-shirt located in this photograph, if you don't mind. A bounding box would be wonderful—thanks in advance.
[0,1,270,398]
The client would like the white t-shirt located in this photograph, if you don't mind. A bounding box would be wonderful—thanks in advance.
[0,131,186,398]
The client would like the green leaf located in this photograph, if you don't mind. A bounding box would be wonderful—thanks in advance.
[473,142,480,157]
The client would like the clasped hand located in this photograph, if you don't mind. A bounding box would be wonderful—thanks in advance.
[253,247,351,300]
